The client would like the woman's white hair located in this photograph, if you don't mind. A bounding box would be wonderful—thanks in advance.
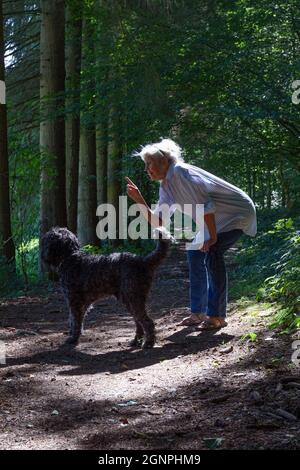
[134,138,184,163]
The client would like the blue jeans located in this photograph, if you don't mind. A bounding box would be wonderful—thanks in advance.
[186,229,243,318]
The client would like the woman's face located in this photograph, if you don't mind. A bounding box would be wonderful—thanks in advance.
[144,155,170,181]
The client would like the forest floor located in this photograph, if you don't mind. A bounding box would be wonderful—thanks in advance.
[0,242,299,450]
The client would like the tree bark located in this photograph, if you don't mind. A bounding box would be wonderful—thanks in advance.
[107,103,122,247]
[40,0,67,240]
[77,126,98,246]
[96,110,108,208]
[0,0,15,267]
[77,17,97,246]
[65,3,82,233]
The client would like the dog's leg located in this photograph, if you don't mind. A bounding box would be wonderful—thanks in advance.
[81,305,93,335]
[122,298,144,347]
[64,298,74,336]
[132,302,155,349]
[140,314,156,349]
[66,305,85,345]
[68,310,74,336]
[129,319,144,348]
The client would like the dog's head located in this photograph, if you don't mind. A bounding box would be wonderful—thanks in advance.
[41,227,80,269]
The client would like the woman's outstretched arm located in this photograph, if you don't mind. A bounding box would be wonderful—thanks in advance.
[125,177,163,228]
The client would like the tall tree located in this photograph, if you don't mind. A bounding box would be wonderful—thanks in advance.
[77,16,97,246]
[40,0,67,243]
[0,0,15,268]
[107,100,123,246]
[96,108,108,208]
[65,1,82,233]
[95,10,109,210]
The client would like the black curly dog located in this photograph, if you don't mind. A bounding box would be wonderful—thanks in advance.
[41,227,171,348]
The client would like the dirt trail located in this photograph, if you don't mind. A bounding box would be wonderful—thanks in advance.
[0,243,299,450]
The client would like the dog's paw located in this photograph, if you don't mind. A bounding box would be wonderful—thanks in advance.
[129,337,143,348]
[142,339,155,349]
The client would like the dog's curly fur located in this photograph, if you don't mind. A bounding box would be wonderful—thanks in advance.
[41,227,171,348]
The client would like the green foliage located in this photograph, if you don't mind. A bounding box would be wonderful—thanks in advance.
[241,332,258,343]
[231,210,300,332]
[82,238,157,257]
[0,238,43,298]
[263,222,300,331]
[16,237,40,284]
[0,131,41,296]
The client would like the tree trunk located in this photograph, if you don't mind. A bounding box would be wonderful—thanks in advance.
[77,18,97,246]
[96,112,108,208]
[0,0,15,268]
[107,104,122,247]
[40,0,67,240]
[77,126,98,246]
[65,3,82,233]
[94,4,109,228]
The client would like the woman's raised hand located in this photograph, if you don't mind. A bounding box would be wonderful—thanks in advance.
[125,177,144,204]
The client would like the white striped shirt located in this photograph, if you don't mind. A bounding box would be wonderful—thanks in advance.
[153,161,257,242]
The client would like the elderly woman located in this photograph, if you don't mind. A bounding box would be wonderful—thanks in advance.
[126,139,257,330]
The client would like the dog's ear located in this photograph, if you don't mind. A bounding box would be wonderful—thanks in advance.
[57,228,80,254]
[41,230,63,267]
[41,227,80,267]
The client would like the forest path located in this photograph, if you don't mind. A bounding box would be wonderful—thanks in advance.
[0,243,299,450]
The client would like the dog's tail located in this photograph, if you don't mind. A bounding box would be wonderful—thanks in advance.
[144,227,174,269]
